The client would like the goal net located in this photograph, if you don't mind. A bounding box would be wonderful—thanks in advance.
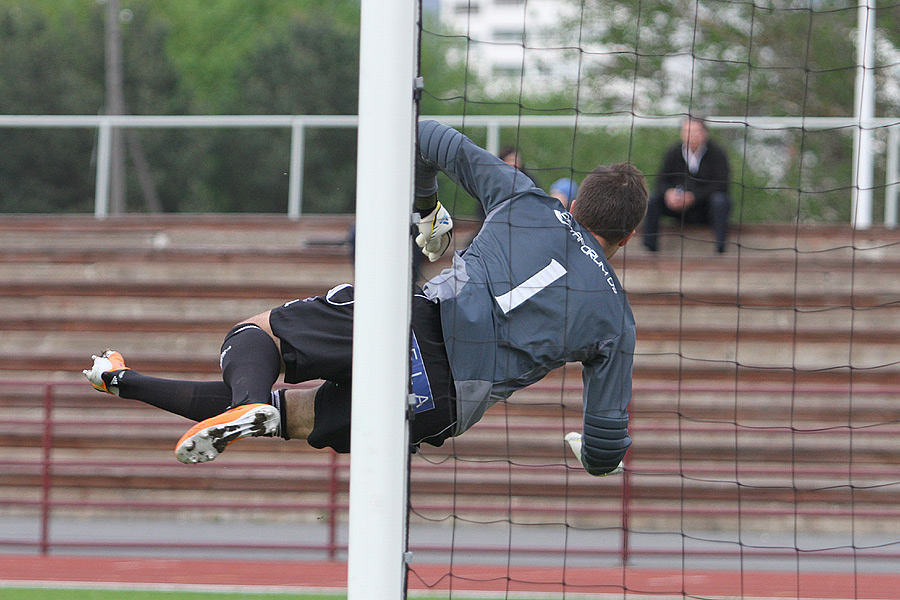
[405,1,900,598]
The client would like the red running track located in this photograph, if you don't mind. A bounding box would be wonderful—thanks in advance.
[2,554,899,599]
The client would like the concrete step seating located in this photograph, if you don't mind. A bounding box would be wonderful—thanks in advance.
[2,214,899,536]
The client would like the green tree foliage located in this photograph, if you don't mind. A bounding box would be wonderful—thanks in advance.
[553,0,900,223]
[115,3,208,213]
[148,0,359,112]
[206,13,360,213]
[0,2,201,213]
[567,1,885,117]
[3,0,895,222]
[0,5,101,211]
[420,13,486,117]
[0,0,363,214]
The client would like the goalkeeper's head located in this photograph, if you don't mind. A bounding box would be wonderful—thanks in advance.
[570,163,648,251]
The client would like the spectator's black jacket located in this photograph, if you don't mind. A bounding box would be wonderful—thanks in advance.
[654,140,730,200]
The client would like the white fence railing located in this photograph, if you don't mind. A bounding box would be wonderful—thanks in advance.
[0,114,897,228]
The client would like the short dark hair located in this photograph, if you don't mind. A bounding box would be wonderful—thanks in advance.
[571,163,648,245]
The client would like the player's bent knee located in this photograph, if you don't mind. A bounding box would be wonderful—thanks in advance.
[227,311,275,339]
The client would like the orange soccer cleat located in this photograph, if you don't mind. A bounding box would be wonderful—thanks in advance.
[175,403,280,465]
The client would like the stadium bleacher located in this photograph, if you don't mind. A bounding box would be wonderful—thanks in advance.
[2,214,899,556]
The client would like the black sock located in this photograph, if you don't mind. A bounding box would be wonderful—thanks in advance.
[220,323,282,408]
[110,370,232,422]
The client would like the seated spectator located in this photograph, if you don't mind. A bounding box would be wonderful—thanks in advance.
[642,116,731,253]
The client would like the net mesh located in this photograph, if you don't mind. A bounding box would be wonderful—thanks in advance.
[407,1,900,598]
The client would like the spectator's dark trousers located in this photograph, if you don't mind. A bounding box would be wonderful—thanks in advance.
[642,190,730,253]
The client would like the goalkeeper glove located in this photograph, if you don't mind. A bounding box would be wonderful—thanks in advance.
[413,201,453,262]
[565,432,625,477]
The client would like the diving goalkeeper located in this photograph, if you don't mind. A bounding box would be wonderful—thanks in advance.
[83,120,648,476]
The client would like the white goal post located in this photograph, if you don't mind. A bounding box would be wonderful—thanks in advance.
[347,0,418,598]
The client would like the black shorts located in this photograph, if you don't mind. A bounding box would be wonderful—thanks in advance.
[268,284,457,453]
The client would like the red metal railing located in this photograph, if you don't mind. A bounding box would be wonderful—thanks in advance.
[3,380,900,567]
[39,383,53,555]
[1,380,348,557]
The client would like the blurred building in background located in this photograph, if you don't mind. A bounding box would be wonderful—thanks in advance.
[437,0,590,94]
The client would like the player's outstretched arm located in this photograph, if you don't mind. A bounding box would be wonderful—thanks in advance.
[416,120,541,216]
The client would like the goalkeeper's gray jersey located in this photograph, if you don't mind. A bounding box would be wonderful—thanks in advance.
[417,120,634,474]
